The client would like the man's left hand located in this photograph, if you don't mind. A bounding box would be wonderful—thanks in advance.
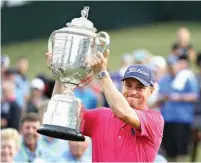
[85,49,110,74]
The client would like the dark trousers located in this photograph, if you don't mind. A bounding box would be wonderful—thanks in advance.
[162,122,191,158]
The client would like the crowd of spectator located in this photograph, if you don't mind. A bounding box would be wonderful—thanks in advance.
[1,27,201,162]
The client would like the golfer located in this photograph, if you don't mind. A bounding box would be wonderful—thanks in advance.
[45,49,164,162]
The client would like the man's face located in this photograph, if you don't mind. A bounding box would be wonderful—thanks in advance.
[5,74,15,81]
[177,29,190,46]
[17,59,29,74]
[2,82,15,100]
[122,78,153,110]
[178,59,189,70]
[168,64,178,76]
[20,121,40,147]
[1,139,18,162]
[31,88,43,97]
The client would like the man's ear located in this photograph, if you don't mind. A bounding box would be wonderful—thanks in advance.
[150,86,155,95]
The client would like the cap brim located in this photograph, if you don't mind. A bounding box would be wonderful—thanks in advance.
[121,76,151,86]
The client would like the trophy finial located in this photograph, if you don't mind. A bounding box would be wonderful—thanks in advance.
[81,6,89,19]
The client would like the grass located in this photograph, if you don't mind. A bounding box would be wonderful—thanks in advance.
[2,21,201,80]
[1,21,201,161]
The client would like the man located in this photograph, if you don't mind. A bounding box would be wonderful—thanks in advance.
[26,78,49,121]
[45,49,164,162]
[14,56,30,110]
[158,56,198,162]
[14,113,48,162]
[1,81,21,130]
[173,27,195,61]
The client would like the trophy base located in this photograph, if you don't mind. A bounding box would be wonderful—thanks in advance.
[37,124,85,141]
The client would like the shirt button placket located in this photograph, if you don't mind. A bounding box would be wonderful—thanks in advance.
[118,127,123,139]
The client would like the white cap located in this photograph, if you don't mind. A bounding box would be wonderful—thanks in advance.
[149,56,167,70]
[31,78,45,91]
[121,53,133,65]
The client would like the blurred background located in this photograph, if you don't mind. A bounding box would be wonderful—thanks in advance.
[1,1,201,163]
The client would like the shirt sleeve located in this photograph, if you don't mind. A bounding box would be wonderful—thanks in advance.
[135,110,164,142]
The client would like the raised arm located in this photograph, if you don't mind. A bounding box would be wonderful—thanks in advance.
[87,50,140,129]
[99,71,140,129]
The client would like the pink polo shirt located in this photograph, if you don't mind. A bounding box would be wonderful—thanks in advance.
[83,107,164,162]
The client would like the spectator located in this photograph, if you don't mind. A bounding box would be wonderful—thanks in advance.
[59,136,92,162]
[158,56,199,162]
[15,56,30,110]
[168,43,181,59]
[1,80,21,130]
[14,113,48,162]
[1,68,17,103]
[26,78,49,121]
[173,27,196,62]
[4,68,16,82]
[1,128,20,162]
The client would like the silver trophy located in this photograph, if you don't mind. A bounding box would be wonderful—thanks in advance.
[37,6,110,141]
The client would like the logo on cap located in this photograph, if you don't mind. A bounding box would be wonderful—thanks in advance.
[127,67,149,77]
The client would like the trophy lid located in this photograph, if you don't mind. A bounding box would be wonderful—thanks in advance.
[66,6,97,32]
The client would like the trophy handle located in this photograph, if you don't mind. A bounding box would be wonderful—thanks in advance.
[47,31,57,69]
[48,31,56,53]
[48,36,52,53]
[94,31,110,54]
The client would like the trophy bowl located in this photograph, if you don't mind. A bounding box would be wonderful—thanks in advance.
[37,6,110,141]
